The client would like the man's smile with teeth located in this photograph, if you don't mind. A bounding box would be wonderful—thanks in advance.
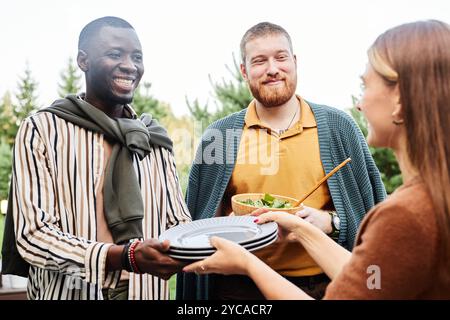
[114,78,134,85]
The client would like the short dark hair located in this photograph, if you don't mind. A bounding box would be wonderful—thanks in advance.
[78,16,134,51]
[240,22,293,63]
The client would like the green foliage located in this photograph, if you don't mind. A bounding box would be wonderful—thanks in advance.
[0,64,41,207]
[186,98,214,127]
[15,63,40,120]
[0,214,4,259]
[0,92,18,147]
[0,140,12,200]
[349,98,402,194]
[0,140,12,259]
[209,56,252,120]
[132,82,169,120]
[129,82,191,202]
[169,275,176,300]
[187,54,252,126]
[176,163,191,196]
[58,57,82,98]
[239,193,293,208]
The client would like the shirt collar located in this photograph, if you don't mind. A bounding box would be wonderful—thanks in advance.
[245,95,317,130]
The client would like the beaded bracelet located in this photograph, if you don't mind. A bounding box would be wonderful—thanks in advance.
[121,242,132,272]
[128,240,142,274]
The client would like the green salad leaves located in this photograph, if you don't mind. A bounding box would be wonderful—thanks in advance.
[238,193,293,208]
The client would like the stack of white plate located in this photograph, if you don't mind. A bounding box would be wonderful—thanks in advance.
[158,216,278,260]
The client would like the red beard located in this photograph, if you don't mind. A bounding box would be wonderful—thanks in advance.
[248,74,297,108]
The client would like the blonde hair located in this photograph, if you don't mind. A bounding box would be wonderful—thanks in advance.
[367,47,398,84]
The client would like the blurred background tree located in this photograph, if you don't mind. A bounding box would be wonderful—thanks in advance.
[132,82,169,120]
[0,92,17,147]
[132,81,194,195]
[0,64,41,204]
[15,63,40,121]
[58,57,82,98]
[0,63,41,260]
[187,54,252,126]
[0,141,12,201]
[208,55,252,120]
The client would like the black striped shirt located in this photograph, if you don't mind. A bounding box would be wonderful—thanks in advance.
[11,112,191,299]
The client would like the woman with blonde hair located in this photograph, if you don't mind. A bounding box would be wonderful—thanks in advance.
[184,20,450,299]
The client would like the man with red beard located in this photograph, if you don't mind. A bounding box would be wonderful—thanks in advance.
[177,22,386,300]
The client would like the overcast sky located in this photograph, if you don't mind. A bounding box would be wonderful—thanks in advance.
[1,0,449,116]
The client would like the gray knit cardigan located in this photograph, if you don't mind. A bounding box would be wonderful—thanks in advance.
[177,101,386,300]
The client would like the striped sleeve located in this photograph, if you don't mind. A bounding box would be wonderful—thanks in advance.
[12,117,111,286]
[161,148,191,228]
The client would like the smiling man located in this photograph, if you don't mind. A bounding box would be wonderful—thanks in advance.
[1,16,191,300]
[177,22,386,300]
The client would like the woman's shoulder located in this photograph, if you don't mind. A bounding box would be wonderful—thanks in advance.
[359,179,437,242]
[326,179,445,299]
[371,179,430,215]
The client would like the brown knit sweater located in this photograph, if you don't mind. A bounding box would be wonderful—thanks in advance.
[324,178,450,299]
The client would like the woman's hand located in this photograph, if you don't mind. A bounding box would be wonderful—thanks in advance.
[182,236,254,276]
[256,211,351,281]
[250,207,271,216]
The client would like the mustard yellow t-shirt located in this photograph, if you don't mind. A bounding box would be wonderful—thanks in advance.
[222,96,334,277]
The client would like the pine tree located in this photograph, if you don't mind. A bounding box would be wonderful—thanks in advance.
[132,82,169,120]
[0,140,12,200]
[187,53,252,126]
[58,57,82,98]
[0,92,14,201]
[15,63,40,121]
[0,65,40,202]
[209,55,252,121]
[0,92,18,147]
[186,97,213,125]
